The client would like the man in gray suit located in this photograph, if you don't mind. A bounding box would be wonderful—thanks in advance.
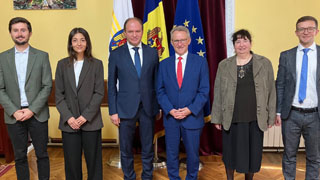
[0,17,52,180]
[276,16,320,180]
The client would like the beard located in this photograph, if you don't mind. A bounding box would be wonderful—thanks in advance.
[13,36,29,46]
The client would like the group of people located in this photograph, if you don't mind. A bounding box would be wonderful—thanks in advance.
[0,15,319,180]
[212,15,320,180]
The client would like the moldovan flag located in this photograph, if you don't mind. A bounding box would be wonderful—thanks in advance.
[142,0,169,61]
[109,0,134,51]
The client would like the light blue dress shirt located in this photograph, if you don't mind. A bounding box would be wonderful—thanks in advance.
[293,43,318,108]
[15,46,29,107]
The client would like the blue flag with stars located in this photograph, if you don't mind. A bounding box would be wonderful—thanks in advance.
[170,0,211,122]
[170,0,206,58]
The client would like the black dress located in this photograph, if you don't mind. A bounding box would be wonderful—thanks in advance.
[222,59,264,173]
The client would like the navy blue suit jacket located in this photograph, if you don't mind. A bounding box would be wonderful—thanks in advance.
[156,53,210,129]
[108,43,159,119]
[276,45,320,119]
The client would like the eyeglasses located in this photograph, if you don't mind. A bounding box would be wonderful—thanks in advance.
[172,39,188,44]
[296,27,317,33]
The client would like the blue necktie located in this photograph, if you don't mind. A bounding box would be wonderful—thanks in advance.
[298,48,310,103]
[133,47,141,78]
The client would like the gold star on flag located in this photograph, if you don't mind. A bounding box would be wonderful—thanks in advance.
[192,26,197,33]
[196,36,204,44]
[173,25,177,29]
[197,50,206,57]
[183,19,190,27]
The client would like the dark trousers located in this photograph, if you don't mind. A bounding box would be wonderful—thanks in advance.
[165,125,202,180]
[282,110,320,180]
[62,130,102,180]
[119,105,154,180]
[6,117,49,180]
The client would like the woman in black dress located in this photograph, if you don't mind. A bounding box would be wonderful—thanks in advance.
[211,29,277,180]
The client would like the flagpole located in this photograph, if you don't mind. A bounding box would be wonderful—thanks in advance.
[106,128,121,168]
[153,133,166,169]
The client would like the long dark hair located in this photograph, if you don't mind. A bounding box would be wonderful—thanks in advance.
[67,27,93,64]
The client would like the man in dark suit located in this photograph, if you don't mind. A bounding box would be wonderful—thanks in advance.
[276,16,320,180]
[156,26,210,180]
[108,17,159,180]
[0,17,52,180]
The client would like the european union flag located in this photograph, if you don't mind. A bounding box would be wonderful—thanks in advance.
[170,0,206,58]
[171,0,211,121]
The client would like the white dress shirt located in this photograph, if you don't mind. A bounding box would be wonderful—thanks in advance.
[74,60,84,87]
[127,42,143,67]
[15,46,29,106]
[292,42,318,108]
[175,52,188,78]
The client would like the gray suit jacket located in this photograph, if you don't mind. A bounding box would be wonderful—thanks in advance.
[276,45,320,119]
[211,53,276,131]
[55,57,104,132]
[0,46,52,124]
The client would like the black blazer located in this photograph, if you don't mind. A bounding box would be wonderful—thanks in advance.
[108,43,159,119]
[276,45,320,119]
[55,57,104,132]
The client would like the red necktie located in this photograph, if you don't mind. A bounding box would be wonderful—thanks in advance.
[177,56,183,88]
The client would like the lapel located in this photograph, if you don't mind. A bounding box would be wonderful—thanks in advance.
[169,55,179,89]
[252,54,263,78]
[66,59,77,95]
[140,44,150,77]
[6,48,19,85]
[123,43,139,78]
[226,55,237,82]
[288,47,297,82]
[25,46,37,85]
[316,45,320,82]
[181,53,194,89]
[77,58,91,91]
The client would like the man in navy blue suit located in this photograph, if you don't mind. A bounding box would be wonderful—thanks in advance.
[156,26,210,180]
[108,17,159,180]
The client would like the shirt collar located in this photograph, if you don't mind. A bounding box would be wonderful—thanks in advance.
[175,51,188,61]
[15,46,30,54]
[298,42,316,52]
[127,42,142,50]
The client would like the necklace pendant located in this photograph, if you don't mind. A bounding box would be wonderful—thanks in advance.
[239,67,245,78]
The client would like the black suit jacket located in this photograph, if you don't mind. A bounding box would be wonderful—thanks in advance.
[55,57,105,132]
[276,45,320,119]
[108,43,159,119]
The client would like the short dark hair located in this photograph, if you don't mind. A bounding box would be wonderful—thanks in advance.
[296,16,318,29]
[123,17,143,32]
[67,27,93,64]
[9,17,32,33]
[232,29,252,45]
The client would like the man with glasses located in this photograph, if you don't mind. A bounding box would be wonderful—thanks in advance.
[276,16,320,179]
[156,26,209,180]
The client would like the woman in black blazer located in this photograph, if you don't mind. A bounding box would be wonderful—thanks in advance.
[55,27,104,180]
